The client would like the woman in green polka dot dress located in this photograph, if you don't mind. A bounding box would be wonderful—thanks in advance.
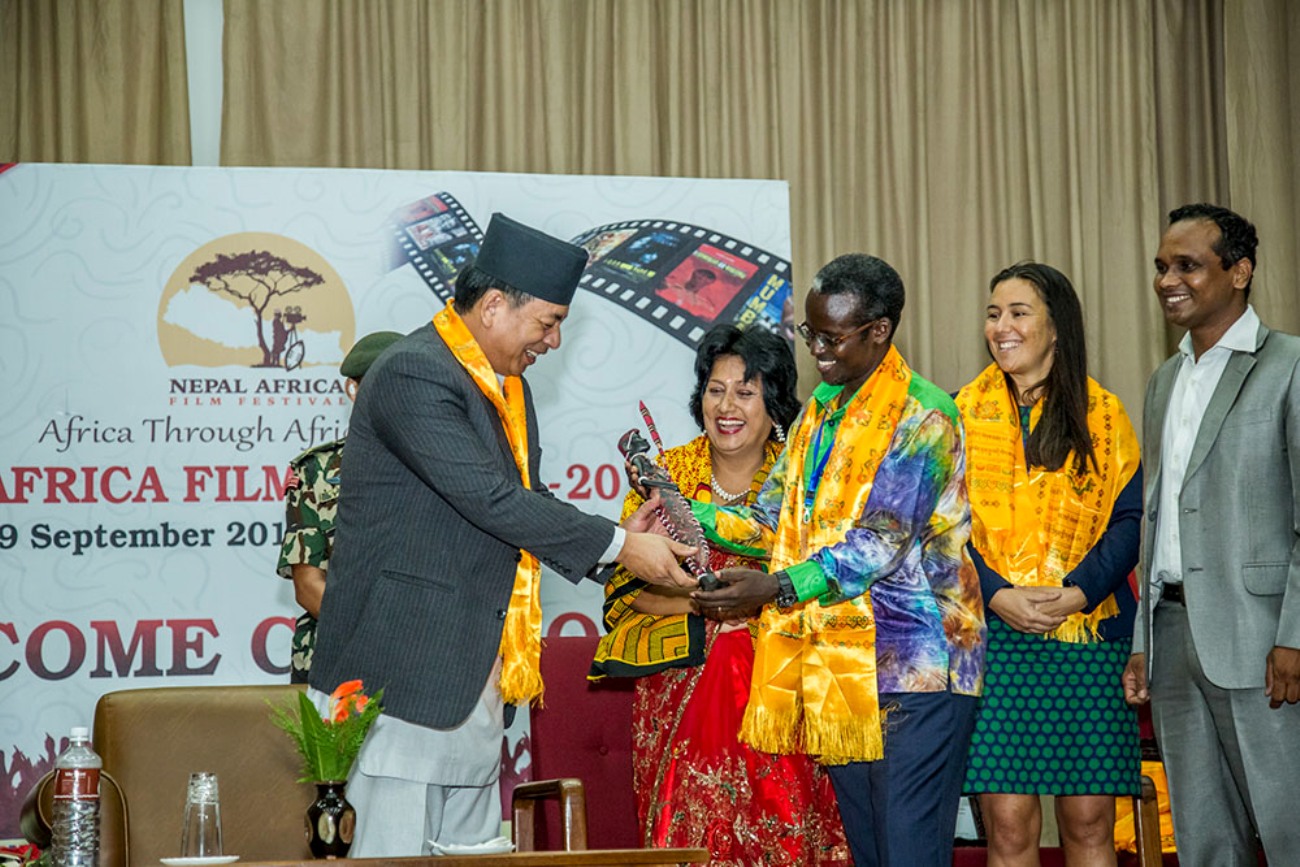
[955,262,1142,865]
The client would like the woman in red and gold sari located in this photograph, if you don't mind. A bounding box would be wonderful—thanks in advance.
[591,325,849,866]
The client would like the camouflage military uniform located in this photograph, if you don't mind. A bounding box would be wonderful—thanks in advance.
[276,438,343,683]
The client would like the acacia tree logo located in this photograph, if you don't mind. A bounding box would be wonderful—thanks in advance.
[189,250,324,369]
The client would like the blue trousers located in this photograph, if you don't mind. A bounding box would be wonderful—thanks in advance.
[826,691,978,867]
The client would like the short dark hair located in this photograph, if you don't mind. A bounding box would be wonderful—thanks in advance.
[989,261,1096,476]
[810,254,905,340]
[1168,203,1258,296]
[452,266,532,313]
[689,325,801,440]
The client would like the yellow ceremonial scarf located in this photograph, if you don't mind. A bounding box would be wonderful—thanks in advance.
[432,304,545,704]
[590,436,778,679]
[739,344,912,765]
[956,363,1140,642]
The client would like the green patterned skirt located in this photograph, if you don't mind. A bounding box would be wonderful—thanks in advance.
[964,618,1141,796]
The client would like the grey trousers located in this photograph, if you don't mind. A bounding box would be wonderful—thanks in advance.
[1150,602,1300,866]
[345,769,500,857]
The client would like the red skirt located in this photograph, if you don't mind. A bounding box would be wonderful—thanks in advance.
[632,625,850,865]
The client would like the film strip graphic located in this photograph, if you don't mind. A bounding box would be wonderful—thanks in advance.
[391,192,484,304]
[393,197,794,349]
[572,220,793,349]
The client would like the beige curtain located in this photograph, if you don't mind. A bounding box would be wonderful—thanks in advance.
[1152,0,1229,354]
[221,0,1294,413]
[1224,0,1300,337]
[0,0,191,164]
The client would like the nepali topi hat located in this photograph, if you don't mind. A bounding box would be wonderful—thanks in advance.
[474,213,589,306]
[340,330,404,378]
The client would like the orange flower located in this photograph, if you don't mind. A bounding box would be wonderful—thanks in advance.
[330,679,364,702]
[329,680,368,722]
[332,693,371,722]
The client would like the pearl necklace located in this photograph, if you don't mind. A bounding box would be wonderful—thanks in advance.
[709,471,748,504]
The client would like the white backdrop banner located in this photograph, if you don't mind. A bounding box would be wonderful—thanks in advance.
[0,163,792,835]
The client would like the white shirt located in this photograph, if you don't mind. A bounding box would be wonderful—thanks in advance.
[1151,305,1260,586]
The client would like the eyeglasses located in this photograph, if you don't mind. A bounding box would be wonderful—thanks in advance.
[796,318,878,350]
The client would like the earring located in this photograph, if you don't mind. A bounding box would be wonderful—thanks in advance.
[773,422,787,443]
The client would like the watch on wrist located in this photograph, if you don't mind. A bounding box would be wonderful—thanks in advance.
[774,570,800,609]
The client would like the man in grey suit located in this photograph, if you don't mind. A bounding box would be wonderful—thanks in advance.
[1123,203,1300,863]
[309,213,697,856]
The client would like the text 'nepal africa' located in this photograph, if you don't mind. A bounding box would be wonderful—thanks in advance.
[168,376,350,407]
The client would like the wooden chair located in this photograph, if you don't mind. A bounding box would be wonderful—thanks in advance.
[512,778,588,852]
[511,636,638,852]
[1133,774,1164,867]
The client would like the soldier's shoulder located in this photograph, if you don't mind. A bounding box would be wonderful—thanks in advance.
[289,438,346,469]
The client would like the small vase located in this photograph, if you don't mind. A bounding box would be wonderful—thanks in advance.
[305,780,356,858]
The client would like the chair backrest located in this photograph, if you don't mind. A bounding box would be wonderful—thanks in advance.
[93,684,314,867]
[528,636,638,850]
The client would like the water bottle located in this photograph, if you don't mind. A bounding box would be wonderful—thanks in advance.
[50,726,101,867]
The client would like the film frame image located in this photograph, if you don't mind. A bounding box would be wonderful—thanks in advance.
[391,192,484,303]
[572,219,794,349]
[391,197,794,349]
[654,244,758,321]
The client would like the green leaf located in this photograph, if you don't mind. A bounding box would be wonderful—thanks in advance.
[266,687,384,783]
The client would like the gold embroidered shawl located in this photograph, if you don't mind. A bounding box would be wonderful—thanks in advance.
[739,345,912,765]
[590,435,778,678]
[956,363,1140,642]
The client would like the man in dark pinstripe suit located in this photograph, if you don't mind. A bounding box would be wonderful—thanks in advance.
[309,214,697,856]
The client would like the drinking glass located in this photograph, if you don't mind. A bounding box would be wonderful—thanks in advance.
[180,771,223,858]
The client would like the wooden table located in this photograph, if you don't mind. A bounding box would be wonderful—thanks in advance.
[241,850,709,867]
